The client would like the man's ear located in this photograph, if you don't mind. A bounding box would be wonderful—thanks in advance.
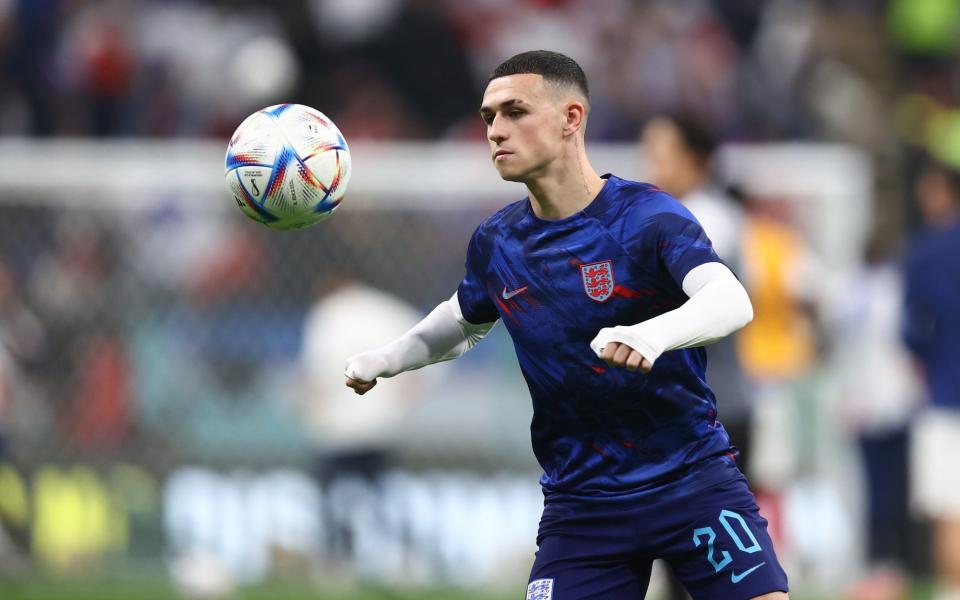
[563,100,587,137]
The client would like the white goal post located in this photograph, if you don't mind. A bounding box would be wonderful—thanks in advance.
[0,139,871,269]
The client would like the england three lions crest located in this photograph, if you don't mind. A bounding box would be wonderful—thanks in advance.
[580,260,615,302]
[526,578,554,600]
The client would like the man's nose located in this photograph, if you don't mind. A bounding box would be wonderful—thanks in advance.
[488,116,508,144]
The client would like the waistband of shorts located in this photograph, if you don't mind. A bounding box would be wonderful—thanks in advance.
[541,452,742,507]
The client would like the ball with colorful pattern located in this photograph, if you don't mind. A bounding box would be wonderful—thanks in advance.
[224,103,351,230]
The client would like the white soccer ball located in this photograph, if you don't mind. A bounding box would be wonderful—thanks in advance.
[224,103,351,230]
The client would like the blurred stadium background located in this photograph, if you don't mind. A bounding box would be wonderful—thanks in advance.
[0,1,958,599]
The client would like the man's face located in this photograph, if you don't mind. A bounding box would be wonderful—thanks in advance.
[916,165,958,225]
[479,74,567,182]
[641,118,694,197]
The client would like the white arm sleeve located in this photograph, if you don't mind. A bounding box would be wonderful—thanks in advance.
[589,262,753,367]
[344,292,497,382]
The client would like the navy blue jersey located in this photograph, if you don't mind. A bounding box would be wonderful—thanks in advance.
[903,219,960,409]
[457,175,733,499]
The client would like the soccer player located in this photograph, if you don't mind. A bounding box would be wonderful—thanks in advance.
[345,50,789,599]
[903,159,960,600]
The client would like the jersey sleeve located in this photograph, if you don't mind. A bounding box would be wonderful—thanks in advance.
[456,227,499,325]
[655,212,723,287]
[624,194,723,291]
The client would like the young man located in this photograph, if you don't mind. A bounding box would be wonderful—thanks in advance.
[903,160,960,600]
[345,50,788,599]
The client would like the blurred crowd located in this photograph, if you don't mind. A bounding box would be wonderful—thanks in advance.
[5,0,960,229]
[0,0,937,144]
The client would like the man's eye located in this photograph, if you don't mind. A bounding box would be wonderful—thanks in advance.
[509,111,523,118]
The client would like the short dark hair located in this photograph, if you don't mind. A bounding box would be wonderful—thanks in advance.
[665,113,717,164]
[489,50,589,100]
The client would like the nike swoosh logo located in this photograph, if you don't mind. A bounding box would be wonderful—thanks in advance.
[502,285,528,300]
[730,562,765,583]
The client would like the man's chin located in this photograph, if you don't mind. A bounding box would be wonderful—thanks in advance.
[494,164,525,183]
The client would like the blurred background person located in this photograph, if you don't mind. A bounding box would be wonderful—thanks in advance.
[299,271,425,580]
[0,254,47,460]
[903,158,960,600]
[734,190,822,562]
[0,257,45,571]
[826,232,921,600]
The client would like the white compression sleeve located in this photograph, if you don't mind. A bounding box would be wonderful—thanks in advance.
[589,262,753,367]
[344,292,497,382]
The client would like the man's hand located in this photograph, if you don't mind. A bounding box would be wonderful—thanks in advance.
[345,376,377,395]
[600,342,653,373]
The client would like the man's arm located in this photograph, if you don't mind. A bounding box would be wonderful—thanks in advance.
[590,262,752,371]
[344,292,497,394]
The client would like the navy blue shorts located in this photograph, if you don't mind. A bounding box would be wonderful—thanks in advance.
[527,457,788,599]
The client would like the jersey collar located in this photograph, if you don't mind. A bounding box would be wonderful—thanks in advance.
[522,173,619,227]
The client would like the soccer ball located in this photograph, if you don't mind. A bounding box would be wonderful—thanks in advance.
[224,103,351,230]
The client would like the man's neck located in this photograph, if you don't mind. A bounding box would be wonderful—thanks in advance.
[929,209,959,231]
[526,158,605,221]
[671,171,710,201]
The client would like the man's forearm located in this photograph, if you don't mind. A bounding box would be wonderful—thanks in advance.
[345,292,496,381]
[590,262,753,366]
